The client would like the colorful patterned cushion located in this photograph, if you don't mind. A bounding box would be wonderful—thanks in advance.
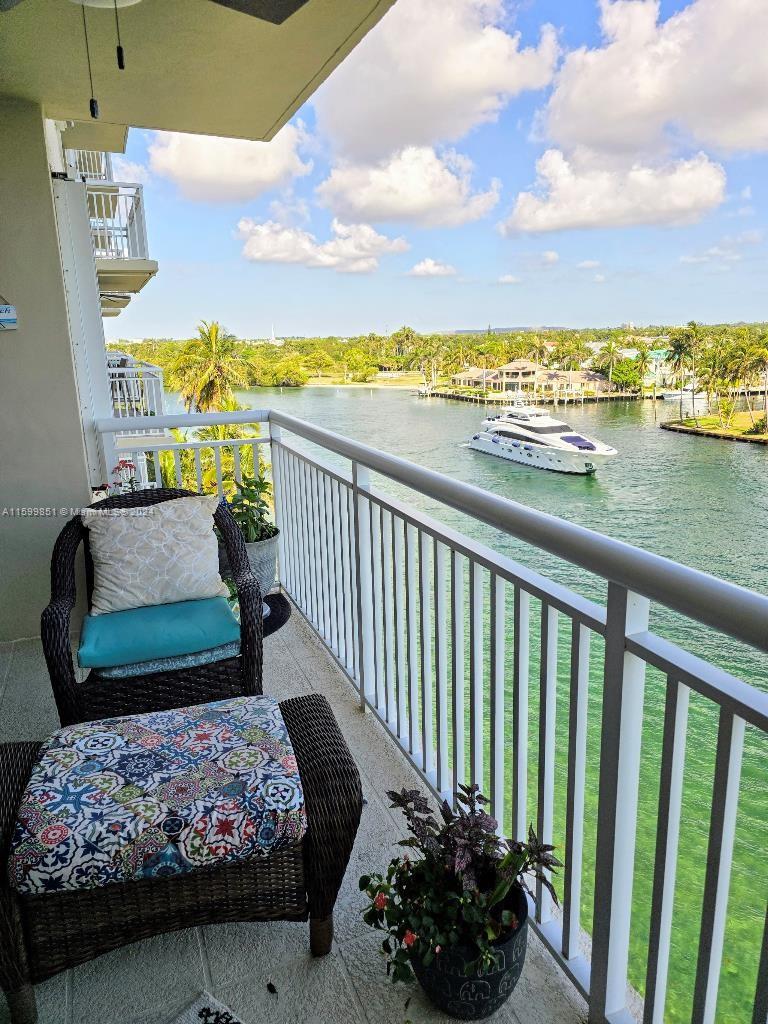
[8,697,306,895]
[78,597,241,670]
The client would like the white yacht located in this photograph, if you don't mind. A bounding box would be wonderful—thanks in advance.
[468,406,617,475]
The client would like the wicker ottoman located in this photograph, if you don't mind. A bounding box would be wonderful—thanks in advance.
[0,694,361,1024]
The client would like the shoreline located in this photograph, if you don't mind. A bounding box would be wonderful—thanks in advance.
[661,421,768,444]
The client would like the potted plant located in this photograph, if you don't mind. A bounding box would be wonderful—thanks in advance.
[218,470,279,612]
[359,784,561,1020]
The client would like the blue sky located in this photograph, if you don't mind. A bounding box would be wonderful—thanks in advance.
[107,0,767,341]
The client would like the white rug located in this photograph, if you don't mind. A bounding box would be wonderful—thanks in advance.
[167,993,245,1024]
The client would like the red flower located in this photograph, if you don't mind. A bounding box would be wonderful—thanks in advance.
[374,892,388,911]
[403,929,416,948]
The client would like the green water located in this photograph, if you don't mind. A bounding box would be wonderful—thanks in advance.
[236,387,767,1021]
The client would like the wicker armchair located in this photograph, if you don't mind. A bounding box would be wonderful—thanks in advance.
[0,694,362,1024]
[41,488,263,727]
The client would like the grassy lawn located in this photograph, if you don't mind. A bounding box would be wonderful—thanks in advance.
[678,411,767,436]
[305,371,427,388]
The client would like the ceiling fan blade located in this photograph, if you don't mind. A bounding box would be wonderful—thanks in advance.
[208,0,311,25]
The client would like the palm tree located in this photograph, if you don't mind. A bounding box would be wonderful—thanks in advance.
[684,321,704,425]
[193,395,261,494]
[599,337,622,391]
[749,333,768,434]
[526,335,549,397]
[168,321,251,412]
[668,331,691,422]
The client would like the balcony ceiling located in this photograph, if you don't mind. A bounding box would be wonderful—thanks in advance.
[0,0,396,145]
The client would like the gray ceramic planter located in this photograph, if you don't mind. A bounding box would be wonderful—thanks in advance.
[219,531,279,607]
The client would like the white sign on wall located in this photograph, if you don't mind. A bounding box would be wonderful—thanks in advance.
[0,305,17,330]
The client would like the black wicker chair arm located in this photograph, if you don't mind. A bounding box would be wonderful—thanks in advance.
[41,519,84,728]
[214,501,263,696]
[281,695,363,924]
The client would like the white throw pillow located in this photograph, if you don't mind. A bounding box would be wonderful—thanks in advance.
[82,494,229,615]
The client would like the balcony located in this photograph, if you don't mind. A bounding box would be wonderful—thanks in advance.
[83,408,768,1024]
[87,183,157,299]
[1,606,586,1024]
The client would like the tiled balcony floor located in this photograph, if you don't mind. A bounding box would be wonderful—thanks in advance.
[0,606,586,1024]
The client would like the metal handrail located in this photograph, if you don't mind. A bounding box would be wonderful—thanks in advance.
[95,408,768,652]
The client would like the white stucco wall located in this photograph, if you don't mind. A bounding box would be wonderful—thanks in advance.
[0,97,91,640]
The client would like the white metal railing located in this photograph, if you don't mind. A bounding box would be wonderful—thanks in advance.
[96,410,768,1024]
[108,363,165,436]
[87,183,149,260]
[65,148,114,182]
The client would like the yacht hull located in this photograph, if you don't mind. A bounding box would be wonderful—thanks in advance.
[468,434,604,475]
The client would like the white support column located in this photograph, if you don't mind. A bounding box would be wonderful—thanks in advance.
[590,583,650,1023]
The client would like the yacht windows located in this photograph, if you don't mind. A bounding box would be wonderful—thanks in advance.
[525,422,571,435]
[494,429,545,445]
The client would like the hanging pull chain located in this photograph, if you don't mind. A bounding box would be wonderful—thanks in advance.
[81,5,99,119]
[114,0,125,70]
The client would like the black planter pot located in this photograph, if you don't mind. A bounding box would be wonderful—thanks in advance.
[411,885,528,1020]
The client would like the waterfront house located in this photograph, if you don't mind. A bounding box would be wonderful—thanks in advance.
[1,5,767,1024]
[450,366,500,389]
[494,359,539,392]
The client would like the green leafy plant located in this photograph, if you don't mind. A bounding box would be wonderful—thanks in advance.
[359,784,561,983]
[228,471,278,543]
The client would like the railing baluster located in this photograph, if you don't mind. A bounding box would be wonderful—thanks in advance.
[590,583,650,1023]
[754,904,768,1024]
[405,523,419,754]
[310,467,324,631]
[419,530,434,777]
[213,447,224,496]
[232,442,241,486]
[330,480,344,664]
[353,464,375,708]
[490,573,506,832]
[434,539,449,797]
[269,432,286,593]
[172,449,182,487]
[339,482,354,674]
[193,448,203,492]
[393,516,407,741]
[382,509,396,727]
[451,550,465,796]
[347,486,359,682]
[563,620,591,960]
[299,459,313,622]
[643,678,689,1024]
[317,469,331,643]
[469,560,484,788]
[371,502,385,713]
[692,709,745,1024]
[537,603,558,923]
[284,453,298,604]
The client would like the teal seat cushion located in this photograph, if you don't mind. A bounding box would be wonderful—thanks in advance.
[78,597,241,670]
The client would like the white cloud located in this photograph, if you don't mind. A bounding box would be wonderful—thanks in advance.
[316,147,499,227]
[577,259,601,269]
[740,186,752,200]
[680,229,762,265]
[314,0,558,160]
[594,273,606,283]
[148,124,312,202]
[236,218,408,274]
[498,274,522,284]
[501,149,726,233]
[111,156,150,184]
[409,258,457,277]
[544,0,768,157]
[542,250,559,264]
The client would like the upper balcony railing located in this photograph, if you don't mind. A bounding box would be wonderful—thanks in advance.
[65,148,114,182]
[87,183,149,261]
[107,362,165,434]
[95,409,768,1024]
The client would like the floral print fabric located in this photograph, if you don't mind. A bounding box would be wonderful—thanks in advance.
[9,696,306,895]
